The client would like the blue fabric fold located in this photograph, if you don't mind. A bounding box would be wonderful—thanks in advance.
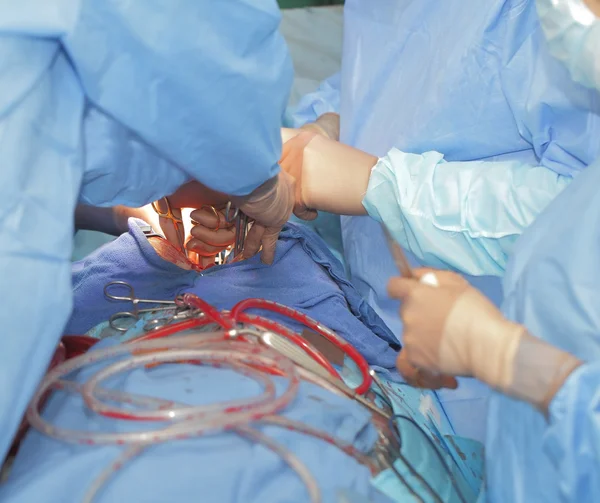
[67,220,400,370]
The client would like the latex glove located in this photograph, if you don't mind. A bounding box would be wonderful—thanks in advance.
[396,351,458,390]
[186,206,235,257]
[232,171,295,265]
[280,130,320,221]
[150,181,229,252]
[388,268,582,412]
[586,0,600,16]
[280,130,376,220]
[301,113,340,141]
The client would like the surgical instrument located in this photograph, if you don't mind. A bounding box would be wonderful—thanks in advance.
[369,369,395,412]
[142,309,202,332]
[224,201,250,260]
[27,289,467,503]
[138,224,162,240]
[382,223,439,286]
[104,281,185,332]
[381,224,414,278]
[151,197,187,256]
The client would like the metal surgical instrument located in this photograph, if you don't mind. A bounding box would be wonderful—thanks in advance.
[369,369,395,413]
[104,281,184,332]
[381,224,440,288]
[225,201,250,260]
[151,197,187,257]
[381,224,414,278]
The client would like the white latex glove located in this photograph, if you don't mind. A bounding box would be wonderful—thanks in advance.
[388,268,582,412]
[232,171,295,265]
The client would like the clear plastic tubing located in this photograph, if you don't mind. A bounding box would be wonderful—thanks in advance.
[26,332,321,502]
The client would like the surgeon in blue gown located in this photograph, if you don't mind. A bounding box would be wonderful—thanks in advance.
[291,0,600,441]
[0,1,295,463]
[388,0,600,500]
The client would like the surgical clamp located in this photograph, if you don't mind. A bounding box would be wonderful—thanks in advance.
[104,281,185,332]
[225,201,250,260]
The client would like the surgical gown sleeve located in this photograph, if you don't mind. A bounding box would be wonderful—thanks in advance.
[79,107,189,207]
[291,72,341,127]
[363,151,572,276]
[544,362,600,501]
[0,36,84,464]
[63,0,293,198]
[362,15,600,277]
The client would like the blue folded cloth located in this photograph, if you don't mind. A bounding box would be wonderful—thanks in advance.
[67,219,400,369]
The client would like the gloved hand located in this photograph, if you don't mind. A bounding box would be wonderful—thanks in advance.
[279,130,376,220]
[586,0,600,16]
[232,171,295,265]
[395,351,458,390]
[300,112,340,141]
[150,181,229,252]
[280,127,377,224]
[388,268,582,412]
[280,130,320,221]
[186,206,235,257]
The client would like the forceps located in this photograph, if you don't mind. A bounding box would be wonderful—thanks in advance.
[225,201,249,259]
[104,281,182,332]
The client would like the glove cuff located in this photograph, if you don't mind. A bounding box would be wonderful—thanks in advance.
[301,113,340,141]
[231,175,278,208]
[508,331,582,413]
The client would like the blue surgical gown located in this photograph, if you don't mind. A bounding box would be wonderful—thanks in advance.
[0,0,292,463]
[294,0,600,277]
[486,157,600,502]
[292,0,600,441]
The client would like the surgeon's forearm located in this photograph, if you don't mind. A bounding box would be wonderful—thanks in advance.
[301,134,377,215]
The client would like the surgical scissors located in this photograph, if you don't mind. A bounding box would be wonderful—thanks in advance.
[225,201,249,260]
[104,281,184,332]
